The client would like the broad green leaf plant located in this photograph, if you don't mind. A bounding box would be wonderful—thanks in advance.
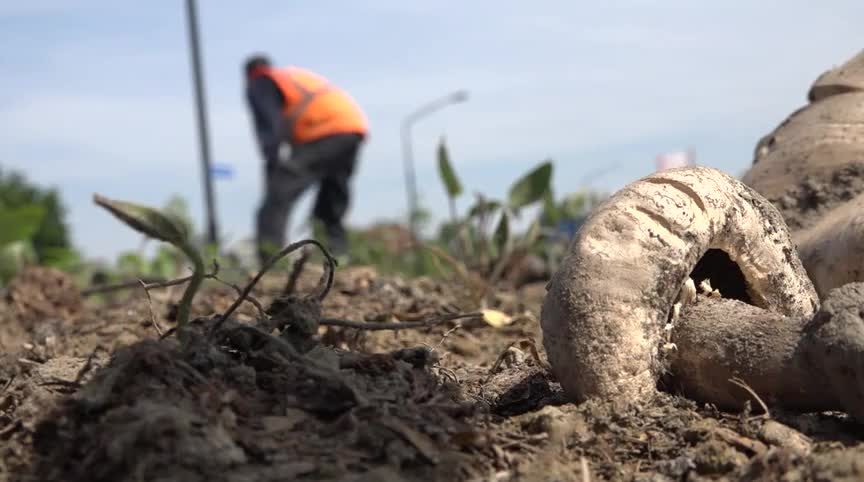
[433,137,553,293]
[437,138,463,223]
[94,194,203,328]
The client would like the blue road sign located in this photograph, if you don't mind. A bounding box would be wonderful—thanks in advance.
[211,163,234,179]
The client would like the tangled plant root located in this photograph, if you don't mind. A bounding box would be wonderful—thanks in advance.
[210,238,336,338]
[540,166,818,404]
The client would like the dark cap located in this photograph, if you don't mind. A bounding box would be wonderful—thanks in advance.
[244,53,272,76]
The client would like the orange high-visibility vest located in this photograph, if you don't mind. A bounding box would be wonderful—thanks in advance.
[251,66,368,145]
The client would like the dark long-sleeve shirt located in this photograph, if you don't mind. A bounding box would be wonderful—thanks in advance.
[246,75,286,163]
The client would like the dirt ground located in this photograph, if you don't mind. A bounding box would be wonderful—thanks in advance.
[1,260,863,482]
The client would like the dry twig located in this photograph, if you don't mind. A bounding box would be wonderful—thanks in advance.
[82,263,223,297]
[484,338,548,384]
[484,340,519,384]
[212,239,335,335]
[0,374,14,395]
[320,312,481,331]
[729,377,771,419]
[434,323,462,351]
[74,348,102,384]
[210,276,268,319]
[81,276,166,296]
[520,337,550,370]
[138,279,163,336]
[283,248,310,296]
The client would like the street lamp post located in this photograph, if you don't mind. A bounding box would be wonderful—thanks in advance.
[184,0,219,247]
[400,90,469,242]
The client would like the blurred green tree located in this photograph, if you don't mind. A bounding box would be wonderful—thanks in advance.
[0,168,72,263]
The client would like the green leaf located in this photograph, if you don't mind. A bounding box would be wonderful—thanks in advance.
[436,137,463,198]
[562,192,589,218]
[0,169,73,263]
[493,210,510,255]
[116,252,148,277]
[0,205,46,245]
[540,190,560,227]
[150,253,178,279]
[410,205,432,232]
[162,195,195,237]
[0,241,38,284]
[508,161,553,210]
[41,247,81,270]
[521,218,542,248]
[467,198,502,219]
[94,194,188,245]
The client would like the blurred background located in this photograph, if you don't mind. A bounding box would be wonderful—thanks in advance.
[0,0,860,285]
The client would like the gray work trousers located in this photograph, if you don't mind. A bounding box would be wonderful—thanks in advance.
[256,133,362,265]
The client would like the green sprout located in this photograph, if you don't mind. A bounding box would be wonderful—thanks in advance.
[435,136,554,273]
[93,194,204,328]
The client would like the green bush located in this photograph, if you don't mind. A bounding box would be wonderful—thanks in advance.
[435,137,552,275]
[0,168,73,264]
[344,223,443,277]
[0,167,77,284]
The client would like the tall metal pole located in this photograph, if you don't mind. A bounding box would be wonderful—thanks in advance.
[185,0,219,247]
[400,90,468,242]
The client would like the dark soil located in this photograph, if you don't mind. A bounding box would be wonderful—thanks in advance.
[1,265,863,481]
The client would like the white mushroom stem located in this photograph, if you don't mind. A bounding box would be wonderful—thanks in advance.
[670,283,864,422]
[669,297,837,412]
[541,166,818,404]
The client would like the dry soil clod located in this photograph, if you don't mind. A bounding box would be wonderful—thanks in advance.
[540,166,818,404]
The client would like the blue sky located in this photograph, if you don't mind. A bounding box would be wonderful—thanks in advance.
[0,1,860,260]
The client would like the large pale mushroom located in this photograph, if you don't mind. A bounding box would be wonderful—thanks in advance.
[541,50,864,419]
[540,166,818,404]
[743,48,864,298]
[808,49,864,102]
[541,166,864,422]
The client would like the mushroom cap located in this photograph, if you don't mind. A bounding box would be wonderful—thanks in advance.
[541,166,818,403]
[744,50,864,297]
[742,91,864,203]
[808,49,864,102]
